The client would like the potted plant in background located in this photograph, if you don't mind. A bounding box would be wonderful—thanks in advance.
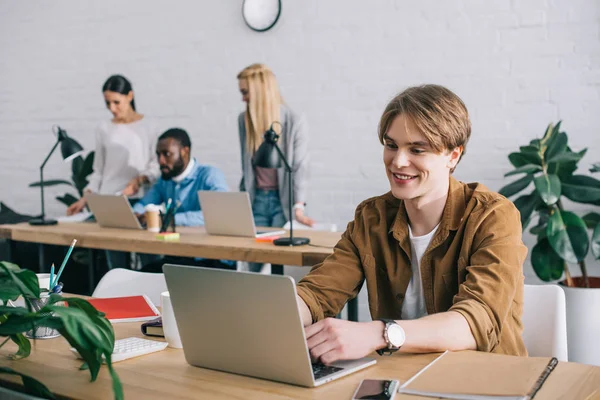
[0,261,123,399]
[499,121,600,366]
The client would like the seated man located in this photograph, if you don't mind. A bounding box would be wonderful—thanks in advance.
[133,127,234,271]
[296,85,527,365]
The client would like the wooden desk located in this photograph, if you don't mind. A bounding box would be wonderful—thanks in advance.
[0,223,359,321]
[0,223,339,267]
[1,321,599,399]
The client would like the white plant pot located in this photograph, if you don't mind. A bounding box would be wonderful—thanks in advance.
[563,283,600,366]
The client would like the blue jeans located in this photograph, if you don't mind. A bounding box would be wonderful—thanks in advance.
[248,189,286,273]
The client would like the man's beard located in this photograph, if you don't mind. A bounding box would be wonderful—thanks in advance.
[161,159,185,180]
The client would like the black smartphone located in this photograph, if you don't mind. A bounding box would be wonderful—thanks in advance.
[351,379,400,400]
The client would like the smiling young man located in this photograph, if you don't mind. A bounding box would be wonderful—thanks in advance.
[296,85,527,364]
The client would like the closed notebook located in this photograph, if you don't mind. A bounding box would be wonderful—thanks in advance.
[88,295,160,323]
[141,317,164,337]
[398,351,558,400]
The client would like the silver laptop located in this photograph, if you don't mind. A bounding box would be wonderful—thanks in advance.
[163,264,376,387]
[85,193,143,230]
[198,191,285,238]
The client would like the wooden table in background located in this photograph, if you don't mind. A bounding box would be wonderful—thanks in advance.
[0,222,360,321]
[0,320,599,399]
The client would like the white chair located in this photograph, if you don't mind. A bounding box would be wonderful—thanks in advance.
[92,268,167,306]
[522,284,568,361]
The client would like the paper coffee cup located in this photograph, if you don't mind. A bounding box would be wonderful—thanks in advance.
[161,291,183,348]
[145,204,161,232]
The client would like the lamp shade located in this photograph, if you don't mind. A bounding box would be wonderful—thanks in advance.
[58,129,84,162]
[253,125,282,168]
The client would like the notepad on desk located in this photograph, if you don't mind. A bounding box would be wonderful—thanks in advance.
[398,350,558,400]
[88,295,160,323]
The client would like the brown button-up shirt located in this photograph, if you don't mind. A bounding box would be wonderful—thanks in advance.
[297,177,527,356]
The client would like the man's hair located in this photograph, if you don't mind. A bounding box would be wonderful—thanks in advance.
[159,128,191,149]
[378,84,471,166]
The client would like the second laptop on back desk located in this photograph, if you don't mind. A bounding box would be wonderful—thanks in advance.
[198,191,285,238]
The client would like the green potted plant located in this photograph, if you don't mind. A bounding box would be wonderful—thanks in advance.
[0,261,123,399]
[499,121,600,365]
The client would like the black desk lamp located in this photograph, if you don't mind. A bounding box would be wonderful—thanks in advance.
[29,126,84,226]
[253,122,310,246]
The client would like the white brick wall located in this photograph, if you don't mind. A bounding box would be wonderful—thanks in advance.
[1,1,600,318]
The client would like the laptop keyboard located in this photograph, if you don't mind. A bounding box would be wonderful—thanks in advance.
[312,362,343,380]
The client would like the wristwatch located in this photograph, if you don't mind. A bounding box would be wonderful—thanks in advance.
[376,319,406,356]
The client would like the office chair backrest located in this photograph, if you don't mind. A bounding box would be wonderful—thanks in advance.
[92,268,167,306]
[522,284,568,361]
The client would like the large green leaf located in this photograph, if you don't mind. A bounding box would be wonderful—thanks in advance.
[546,209,589,263]
[582,212,600,229]
[592,223,600,260]
[513,192,542,229]
[9,333,31,360]
[534,174,561,205]
[28,179,73,188]
[0,262,39,306]
[544,132,568,162]
[548,151,587,164]
[509,152,542,167]
[499,174,534,198]
[561,175,600,204]
[0,367,56,399]
[531,238,564,282]
[504,164,542,177]
[71,155,84,176]
[82,151,95,177]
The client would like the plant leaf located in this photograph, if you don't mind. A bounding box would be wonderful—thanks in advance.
[71,155,84,176]
[0,367,56,399]
[513,192,542,229]
[582,212,600,229]
[28,179,74,188]
[561,175,600,204]
[547,151,587,164]
[546,209,589,263]
[593,223,600,259]
[499,174,534,198]
[56,193,79,207]
[504,164,542,177]
[591,162,600,173]
[0,263,39,305]
[531,238,564,281]
[9,333,31,360]
[509,152,542,168]
[534,174,561,205]
[544,132,568,162]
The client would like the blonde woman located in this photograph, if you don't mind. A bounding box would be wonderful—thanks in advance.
[237,64,314,254]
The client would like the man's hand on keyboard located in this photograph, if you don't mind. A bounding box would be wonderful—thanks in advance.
[305,318,386,365]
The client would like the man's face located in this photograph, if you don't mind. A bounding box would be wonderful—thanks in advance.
[156,138,188,180]
[383,114,462,203]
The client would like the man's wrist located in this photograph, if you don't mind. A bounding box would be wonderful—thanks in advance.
[370,320,388,352]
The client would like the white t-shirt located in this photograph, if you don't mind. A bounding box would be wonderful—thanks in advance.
[400,224,439,320]
[86,118,160,195]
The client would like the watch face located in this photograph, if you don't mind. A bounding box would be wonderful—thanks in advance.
[387,324,406,347]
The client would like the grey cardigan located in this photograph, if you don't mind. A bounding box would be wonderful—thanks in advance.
[238,104,310,223]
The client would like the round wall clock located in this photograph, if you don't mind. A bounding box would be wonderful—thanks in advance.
[242,0,282,32]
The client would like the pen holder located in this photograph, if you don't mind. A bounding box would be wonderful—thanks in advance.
[25,292,62,339]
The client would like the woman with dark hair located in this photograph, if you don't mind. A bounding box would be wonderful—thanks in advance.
[67,75,160,215]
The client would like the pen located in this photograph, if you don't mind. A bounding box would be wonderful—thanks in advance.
[49,263,55,290]
[53,239,77,289]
